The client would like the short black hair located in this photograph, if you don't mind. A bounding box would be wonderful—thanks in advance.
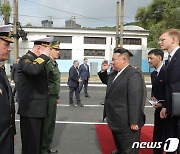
[148,49,164,60]
[113,47,133,57]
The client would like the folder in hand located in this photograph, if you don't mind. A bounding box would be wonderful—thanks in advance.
[148,99,164,105]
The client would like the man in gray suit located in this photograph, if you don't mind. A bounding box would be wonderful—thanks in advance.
[98,47,145,154]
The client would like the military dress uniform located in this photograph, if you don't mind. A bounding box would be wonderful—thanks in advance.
[0,25,16,154]
[0,65,16,154]
[17,37,53,154]
[41,41,60,154]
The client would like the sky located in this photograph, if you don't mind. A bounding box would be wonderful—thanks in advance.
[7,0,152,28]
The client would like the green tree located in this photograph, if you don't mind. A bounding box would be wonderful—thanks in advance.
[135,0,180,48]
[0,0,12,24]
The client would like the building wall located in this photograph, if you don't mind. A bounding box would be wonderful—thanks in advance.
[11,26,150,73]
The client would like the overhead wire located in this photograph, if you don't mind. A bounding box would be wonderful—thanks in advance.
[22,0,113,23]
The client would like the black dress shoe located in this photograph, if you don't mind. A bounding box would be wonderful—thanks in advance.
[111,150,119,154]
[70,103,76,107]
[85,95,91,98]
[77,103,84,107]
[47,148,58,153]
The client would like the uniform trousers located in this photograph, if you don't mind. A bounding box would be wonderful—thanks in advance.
[41,95,57,154]
[111,129,140,154]
[20,116,44,154]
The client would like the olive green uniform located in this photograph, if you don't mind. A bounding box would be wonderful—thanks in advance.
[41,58,60,154]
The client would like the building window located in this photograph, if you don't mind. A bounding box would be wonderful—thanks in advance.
[84,37,106,44]
[84,49,105,57]
[123,38,141,45]
[53,36,72,43]
[59,49,72,59]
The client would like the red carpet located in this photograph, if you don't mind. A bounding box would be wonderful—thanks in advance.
[95,124,154,154]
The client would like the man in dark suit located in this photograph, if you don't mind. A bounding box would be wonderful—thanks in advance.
[0,25,16,154]
[98,47,145,154]
[148,49,166,154]
[68,60,84,107]
[11,57,20,102]
[160,29,180,153]
[17,37,53,154]
[79,58,90,97]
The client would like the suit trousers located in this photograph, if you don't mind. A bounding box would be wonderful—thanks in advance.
[41,95,57,154]
[164,116,180,154]
[79,79,89,96]
[111,129,140,154]
[0,127,14,154]
[153,108,166,154]
[20,116,44,154]
[69,86,80,104]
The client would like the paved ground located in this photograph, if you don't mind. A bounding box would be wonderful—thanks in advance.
[14,84,154,154]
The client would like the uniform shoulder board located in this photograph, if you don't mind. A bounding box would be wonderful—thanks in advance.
[33,58,45,64]
[24,59,31,63]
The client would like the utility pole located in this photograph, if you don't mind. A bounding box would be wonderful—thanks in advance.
[120,0,124,47]
[13,0,19,60]
[116,1,120,47]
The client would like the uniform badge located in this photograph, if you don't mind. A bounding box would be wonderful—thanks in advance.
[0,88,2,95]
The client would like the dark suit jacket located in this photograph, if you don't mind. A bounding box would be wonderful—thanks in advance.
[11,63,19,82]
[98,65,145,133]
[17,51,49,118]
[0,66,16,153]
[79,64,90,80]
[151,65,166,105]
[68,66,80,88]
[165,48,180,116]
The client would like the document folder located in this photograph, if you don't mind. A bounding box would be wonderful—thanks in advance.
[172,93,180,116]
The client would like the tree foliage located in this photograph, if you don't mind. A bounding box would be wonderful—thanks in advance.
[135,0,180,48]
[0,0,12,24]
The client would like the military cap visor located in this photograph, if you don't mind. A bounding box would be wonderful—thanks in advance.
[51,41,60,50]
[0,25,13,43]
[34,41,51,47]
[31,37,53,47]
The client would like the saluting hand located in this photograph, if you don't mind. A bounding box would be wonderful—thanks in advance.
[101,60,109,72]
[40,47,51,56]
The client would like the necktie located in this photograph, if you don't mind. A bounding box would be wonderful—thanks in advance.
[167,55,171,65]
[112,71,120,82]
[154,71,158,78]
[76,68,79,75]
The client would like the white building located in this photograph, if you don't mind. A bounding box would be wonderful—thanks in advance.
[11,25,149,73]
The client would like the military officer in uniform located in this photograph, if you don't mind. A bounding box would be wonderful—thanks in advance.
[0,25,16,154]
[17,37,53,154]
[41,41,61,154]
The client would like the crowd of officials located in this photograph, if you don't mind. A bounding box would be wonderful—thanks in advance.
[0,24,180,154]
